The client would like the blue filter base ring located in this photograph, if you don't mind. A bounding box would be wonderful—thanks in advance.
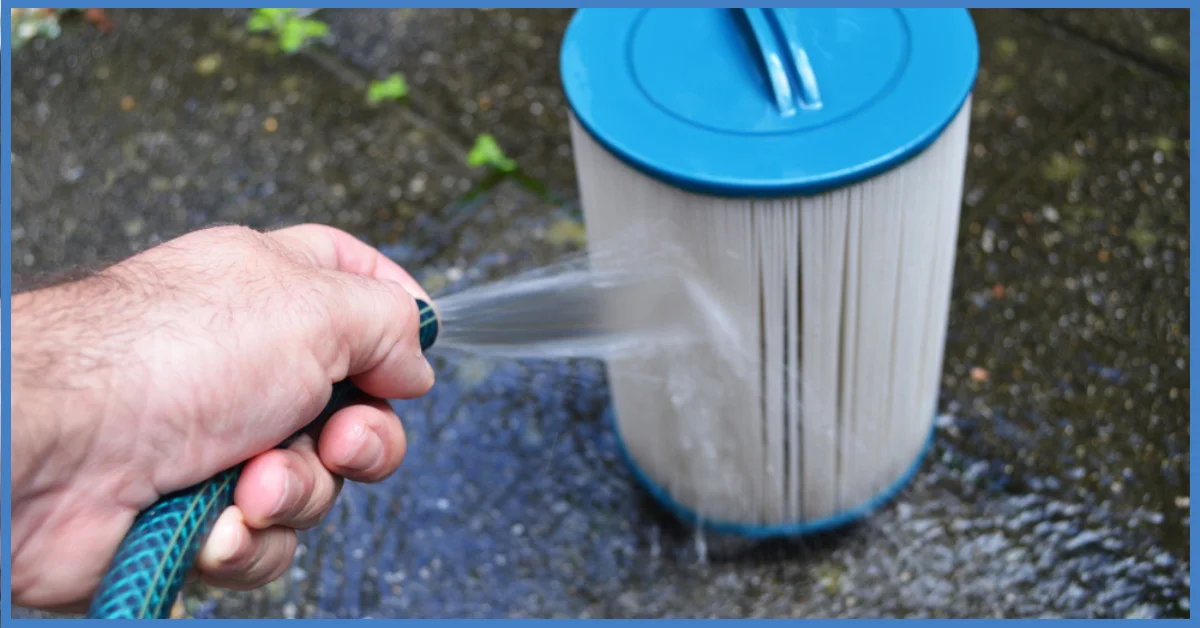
[605,405,936,539]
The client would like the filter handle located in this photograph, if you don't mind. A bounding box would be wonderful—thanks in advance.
[734,8,823,117]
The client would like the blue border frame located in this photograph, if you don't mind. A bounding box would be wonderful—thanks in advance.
[2,2,1199,9]
[1189,7,1197,623]
[3,1,1197,623]
[3,6,13,623]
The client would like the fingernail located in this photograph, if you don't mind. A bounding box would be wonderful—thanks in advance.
[340,426,384,472]
[269,466,302,518]
[206,517,246,566]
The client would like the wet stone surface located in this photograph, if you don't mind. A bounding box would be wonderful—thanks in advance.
[10,8,1191,619]
[10,8,480,291]
[1029,8,1190,76]
[317,8,580,193]
[964,9,1128,205]
[945,68,1190,560]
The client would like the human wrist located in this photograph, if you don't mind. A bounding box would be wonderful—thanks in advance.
[10,270,144,504]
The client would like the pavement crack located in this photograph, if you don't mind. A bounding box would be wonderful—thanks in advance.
[1018,9,1188,83]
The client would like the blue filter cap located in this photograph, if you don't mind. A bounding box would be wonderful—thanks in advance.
[560,8,980,198]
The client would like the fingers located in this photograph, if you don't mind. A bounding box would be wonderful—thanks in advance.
[234,434,343,530]
[196,507,297,591]
[231,400,406,525]
[198,434,334,591]
[316,398,407,483]
[267,224,436,400]
[197,402,407,592]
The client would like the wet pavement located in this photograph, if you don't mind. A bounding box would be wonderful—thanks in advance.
[10,8,1190,619]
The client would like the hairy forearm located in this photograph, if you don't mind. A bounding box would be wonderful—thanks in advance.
[11,267,149,503]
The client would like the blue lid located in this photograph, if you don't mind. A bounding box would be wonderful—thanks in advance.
[560,8,980,197]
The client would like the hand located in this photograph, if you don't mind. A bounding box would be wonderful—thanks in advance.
[11,224,436,612]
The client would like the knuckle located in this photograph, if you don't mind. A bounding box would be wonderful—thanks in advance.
[294,497,331,530]
[224,545,257,572]
[215,224,265,241]
[196,224,270,253]
[290,465,339,528]
[360,274,415,310]
[235,533,295,590]
[265,530,298,569]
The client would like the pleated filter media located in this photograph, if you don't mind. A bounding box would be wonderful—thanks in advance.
[560,9,980,537]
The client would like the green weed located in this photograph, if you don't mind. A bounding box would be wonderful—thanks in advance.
[246,8,329,54]
[366,74,410,104]
[467,134,517,173]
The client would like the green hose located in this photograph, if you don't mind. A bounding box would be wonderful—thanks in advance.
[85,299,439,619]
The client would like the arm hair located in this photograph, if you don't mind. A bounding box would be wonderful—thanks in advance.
[10,262,153,500]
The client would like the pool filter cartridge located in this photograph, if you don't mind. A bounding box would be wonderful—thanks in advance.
[560,8,979,537]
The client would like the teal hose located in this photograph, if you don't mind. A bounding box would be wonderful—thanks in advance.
[86,299,440,619]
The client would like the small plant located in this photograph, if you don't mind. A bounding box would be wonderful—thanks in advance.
[467,134,517,173]
[366,74,410,104]
[246,8,329,54]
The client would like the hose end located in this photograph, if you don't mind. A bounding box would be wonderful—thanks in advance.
[416,298,439,352]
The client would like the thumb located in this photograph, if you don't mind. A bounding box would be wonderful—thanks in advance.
[265,224,437,400]
[320,271,436,400]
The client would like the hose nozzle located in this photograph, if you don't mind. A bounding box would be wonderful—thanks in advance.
[415,298,439,352]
